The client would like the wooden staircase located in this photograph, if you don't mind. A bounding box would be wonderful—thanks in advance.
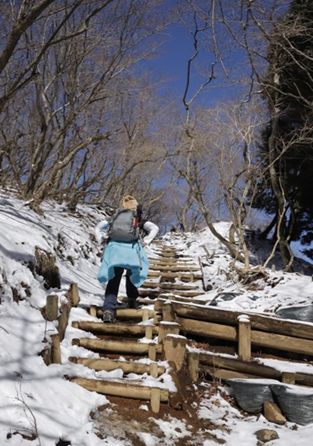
[67,240,205,412]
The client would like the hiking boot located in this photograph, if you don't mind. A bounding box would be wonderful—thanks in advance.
[102,310,116,323]
[127,299,140,309]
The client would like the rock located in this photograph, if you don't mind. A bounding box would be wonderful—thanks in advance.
[255,429,279,443]
[263,401,286,425]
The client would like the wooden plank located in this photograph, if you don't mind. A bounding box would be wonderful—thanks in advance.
[69,357,165,375]
[71,377,169,402]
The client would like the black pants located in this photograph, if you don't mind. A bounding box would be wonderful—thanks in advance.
[103,267,138,312]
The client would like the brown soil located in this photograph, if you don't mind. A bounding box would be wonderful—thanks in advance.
[91,380,229,446]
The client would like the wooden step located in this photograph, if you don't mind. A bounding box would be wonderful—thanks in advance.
[72,337,163,356]
[70,377,169,405]
[141,282,200,291]
[139,289,205,298]
[148,265,200,272]
[72,321,159,337]
[69,357,165,376]
[149,259,197,266]
[147,271,203,281]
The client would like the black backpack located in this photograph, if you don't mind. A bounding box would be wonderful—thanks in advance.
[108,208,141,242]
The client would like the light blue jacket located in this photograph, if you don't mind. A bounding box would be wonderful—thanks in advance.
[97,240,149,287]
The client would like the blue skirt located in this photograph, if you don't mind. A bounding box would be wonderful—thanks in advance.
[97,240,149,287]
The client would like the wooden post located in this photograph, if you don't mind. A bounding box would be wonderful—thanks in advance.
[145,326,154,340]
[148,343,157,361]
[158,322,180,344]
[57,304,71,342]
[150,387,161,413]
[154,300,164,313]
[142,308,150,322]
[162,335,187,372]
[150,363,158,378]
[281,372,296,384]
[154,314,161,325]
[89,305,97,317]
[238,315,251,361]
[46,295,58,321]
[162,302,174,322]
[187,351,199,382]
[51,334,61,364]
[67,283,80,307]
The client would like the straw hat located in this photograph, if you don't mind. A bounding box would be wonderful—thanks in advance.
[121,195,138,210]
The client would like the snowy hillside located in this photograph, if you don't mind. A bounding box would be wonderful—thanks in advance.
[1,190,313,446]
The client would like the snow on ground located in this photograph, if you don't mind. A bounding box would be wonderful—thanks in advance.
[1,190,313,445]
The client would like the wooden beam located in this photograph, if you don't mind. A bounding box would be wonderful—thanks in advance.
[173,303,313,340]
[199,352,313,386]
[179,317,237,341]
[199,352,281,379]
[251,330,313,356]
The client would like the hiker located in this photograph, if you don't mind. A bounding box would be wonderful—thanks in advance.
[96,195,159,323]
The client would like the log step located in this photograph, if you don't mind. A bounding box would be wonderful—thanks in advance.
[72,321,159,337]
[148,265,200,272]
[139,289,205,298]
[69,357,165,376]
[70,377,169,413]
[149,259,197,267]
[72,337,163,356]
[147,271,203,281]
[141,282,200,291]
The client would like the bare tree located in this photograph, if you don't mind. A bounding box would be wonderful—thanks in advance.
[0,0,173,211]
